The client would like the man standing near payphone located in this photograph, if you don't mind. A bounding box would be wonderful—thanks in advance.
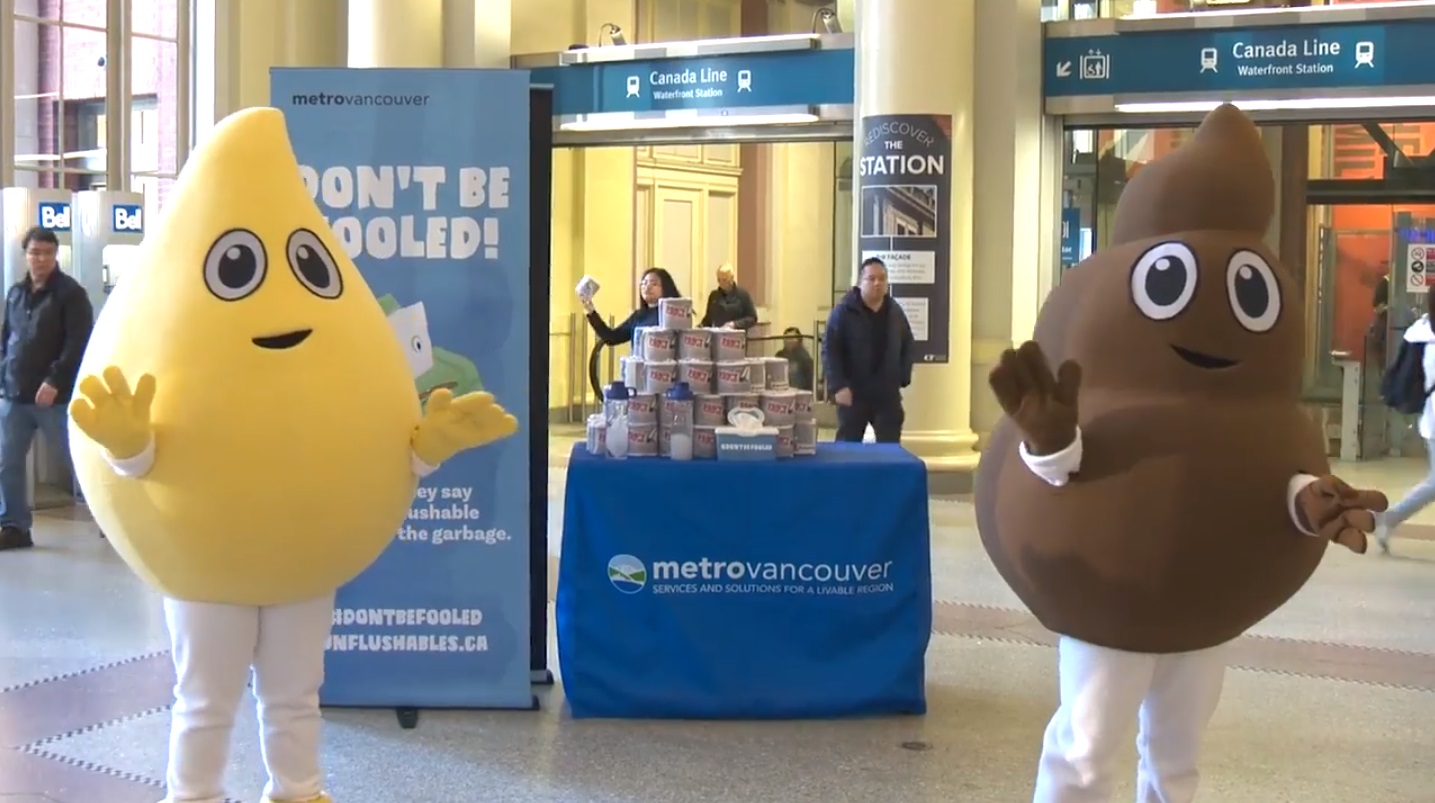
[0,227,94,551]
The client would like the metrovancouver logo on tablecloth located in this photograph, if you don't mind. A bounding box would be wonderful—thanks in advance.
[607,554,896,596]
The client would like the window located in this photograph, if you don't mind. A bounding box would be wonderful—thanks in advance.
[8,0,188,215]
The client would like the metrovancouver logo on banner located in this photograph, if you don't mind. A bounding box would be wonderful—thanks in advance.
[607,554,896,596]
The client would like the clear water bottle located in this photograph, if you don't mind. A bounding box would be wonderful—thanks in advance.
[603,381,631,459]
[664,381,695,461]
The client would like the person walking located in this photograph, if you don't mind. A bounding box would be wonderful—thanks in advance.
[1375,290,1435,554]
[0,226,95,551]
[822,257,915,443]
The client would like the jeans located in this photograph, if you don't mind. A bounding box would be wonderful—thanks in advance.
[0,399,70,531]
[1384,437,1435,530]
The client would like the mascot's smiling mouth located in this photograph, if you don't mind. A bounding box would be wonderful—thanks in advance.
[1171,344,1239,370]
[252,329,313,350]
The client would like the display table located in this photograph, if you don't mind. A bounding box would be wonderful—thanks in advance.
[556,442,932,719]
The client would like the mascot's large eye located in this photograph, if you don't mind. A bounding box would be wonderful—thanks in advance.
[1130,241,1199,321]
[1226,250,1281,333]
[286,229,344,299]
[203,229,267,301]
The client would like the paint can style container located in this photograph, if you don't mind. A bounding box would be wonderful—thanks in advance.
[659,297,695,331]
[696,394,727,427]
[628,392,659,425]
[792,389,815,421]
[763,357,790,390]
[628,422,659,457]
[678,359,715,393]
[794,419,818,456]
[693,426,718,459]
[714,329,748,361]
[645,360,678,394]
[620,356,646,392]
[747,358,767,392]
[640,328,677,362]
[716,361,752,394]
[585,414,607,456]
[679,328,713,361]
[760,390,797,427]
[724,392,760,417]
[775,425,795,459]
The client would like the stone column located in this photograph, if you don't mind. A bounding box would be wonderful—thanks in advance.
[852,0,979,485]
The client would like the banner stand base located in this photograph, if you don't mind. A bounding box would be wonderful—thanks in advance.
[322,698,545,732]
[530,669,554,685]
[396,707,420,730]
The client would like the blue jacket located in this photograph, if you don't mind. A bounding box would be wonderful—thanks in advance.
[822,288,915,404]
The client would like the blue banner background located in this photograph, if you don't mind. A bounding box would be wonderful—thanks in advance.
[531,48,854,116]
[271,68,532,709]
[1045,19,1435,98]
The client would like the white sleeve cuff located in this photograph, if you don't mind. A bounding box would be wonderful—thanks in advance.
[1287,473,1321,537]
[411,450,439,479]
[1017,427,1083,488]
[104,437,156,479]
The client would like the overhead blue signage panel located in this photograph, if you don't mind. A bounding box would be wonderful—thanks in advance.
[1044,19,1435,97]
[532,48,854,116]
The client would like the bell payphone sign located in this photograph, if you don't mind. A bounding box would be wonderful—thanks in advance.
[1408,244,1433,294]
[36,202,72,232]
[112,204,144,234]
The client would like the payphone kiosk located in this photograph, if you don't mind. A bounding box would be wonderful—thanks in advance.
[0,186,78,510]
[73,190,146,315]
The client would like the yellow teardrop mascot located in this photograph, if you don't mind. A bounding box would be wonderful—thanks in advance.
[67,107,519,803]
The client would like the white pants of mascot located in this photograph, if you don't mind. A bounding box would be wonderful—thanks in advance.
[1032,638,1227,803]
[1019,436,1319,803]
[163,594,334,803]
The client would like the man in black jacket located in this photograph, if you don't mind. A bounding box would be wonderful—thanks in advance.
[822,257,915,443]
[0,227,95,550]
[699,263,758,330]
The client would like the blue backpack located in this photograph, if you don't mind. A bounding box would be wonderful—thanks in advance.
[1381,338,1432,415]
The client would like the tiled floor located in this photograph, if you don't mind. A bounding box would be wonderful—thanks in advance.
[2,440,1434,803]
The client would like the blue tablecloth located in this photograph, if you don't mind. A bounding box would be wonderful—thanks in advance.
[556,441,932,719]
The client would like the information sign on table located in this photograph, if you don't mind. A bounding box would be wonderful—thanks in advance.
[272,67,534,710]
[557,442,933,719]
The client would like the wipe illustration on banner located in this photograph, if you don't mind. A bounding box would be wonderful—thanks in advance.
[856,114,953,364]
[272,68,533,710]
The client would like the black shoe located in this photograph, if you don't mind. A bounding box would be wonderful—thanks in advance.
[0,526,33,551]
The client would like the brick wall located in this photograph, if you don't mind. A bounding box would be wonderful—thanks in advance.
[31,0,180,199]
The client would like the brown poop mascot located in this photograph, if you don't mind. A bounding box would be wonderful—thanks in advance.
[974,104,1388,803]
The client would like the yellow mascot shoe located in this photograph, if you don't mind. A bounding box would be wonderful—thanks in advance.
[69,107,427,607]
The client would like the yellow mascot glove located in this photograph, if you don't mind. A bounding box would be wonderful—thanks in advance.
[69,366,157,460]
[411,388,519,467]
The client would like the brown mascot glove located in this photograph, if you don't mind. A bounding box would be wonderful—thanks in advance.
[1293,475,1389,554]
[989,341,1082,456]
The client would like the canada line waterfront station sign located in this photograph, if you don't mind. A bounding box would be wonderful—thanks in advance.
[1042,12,1435,111]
